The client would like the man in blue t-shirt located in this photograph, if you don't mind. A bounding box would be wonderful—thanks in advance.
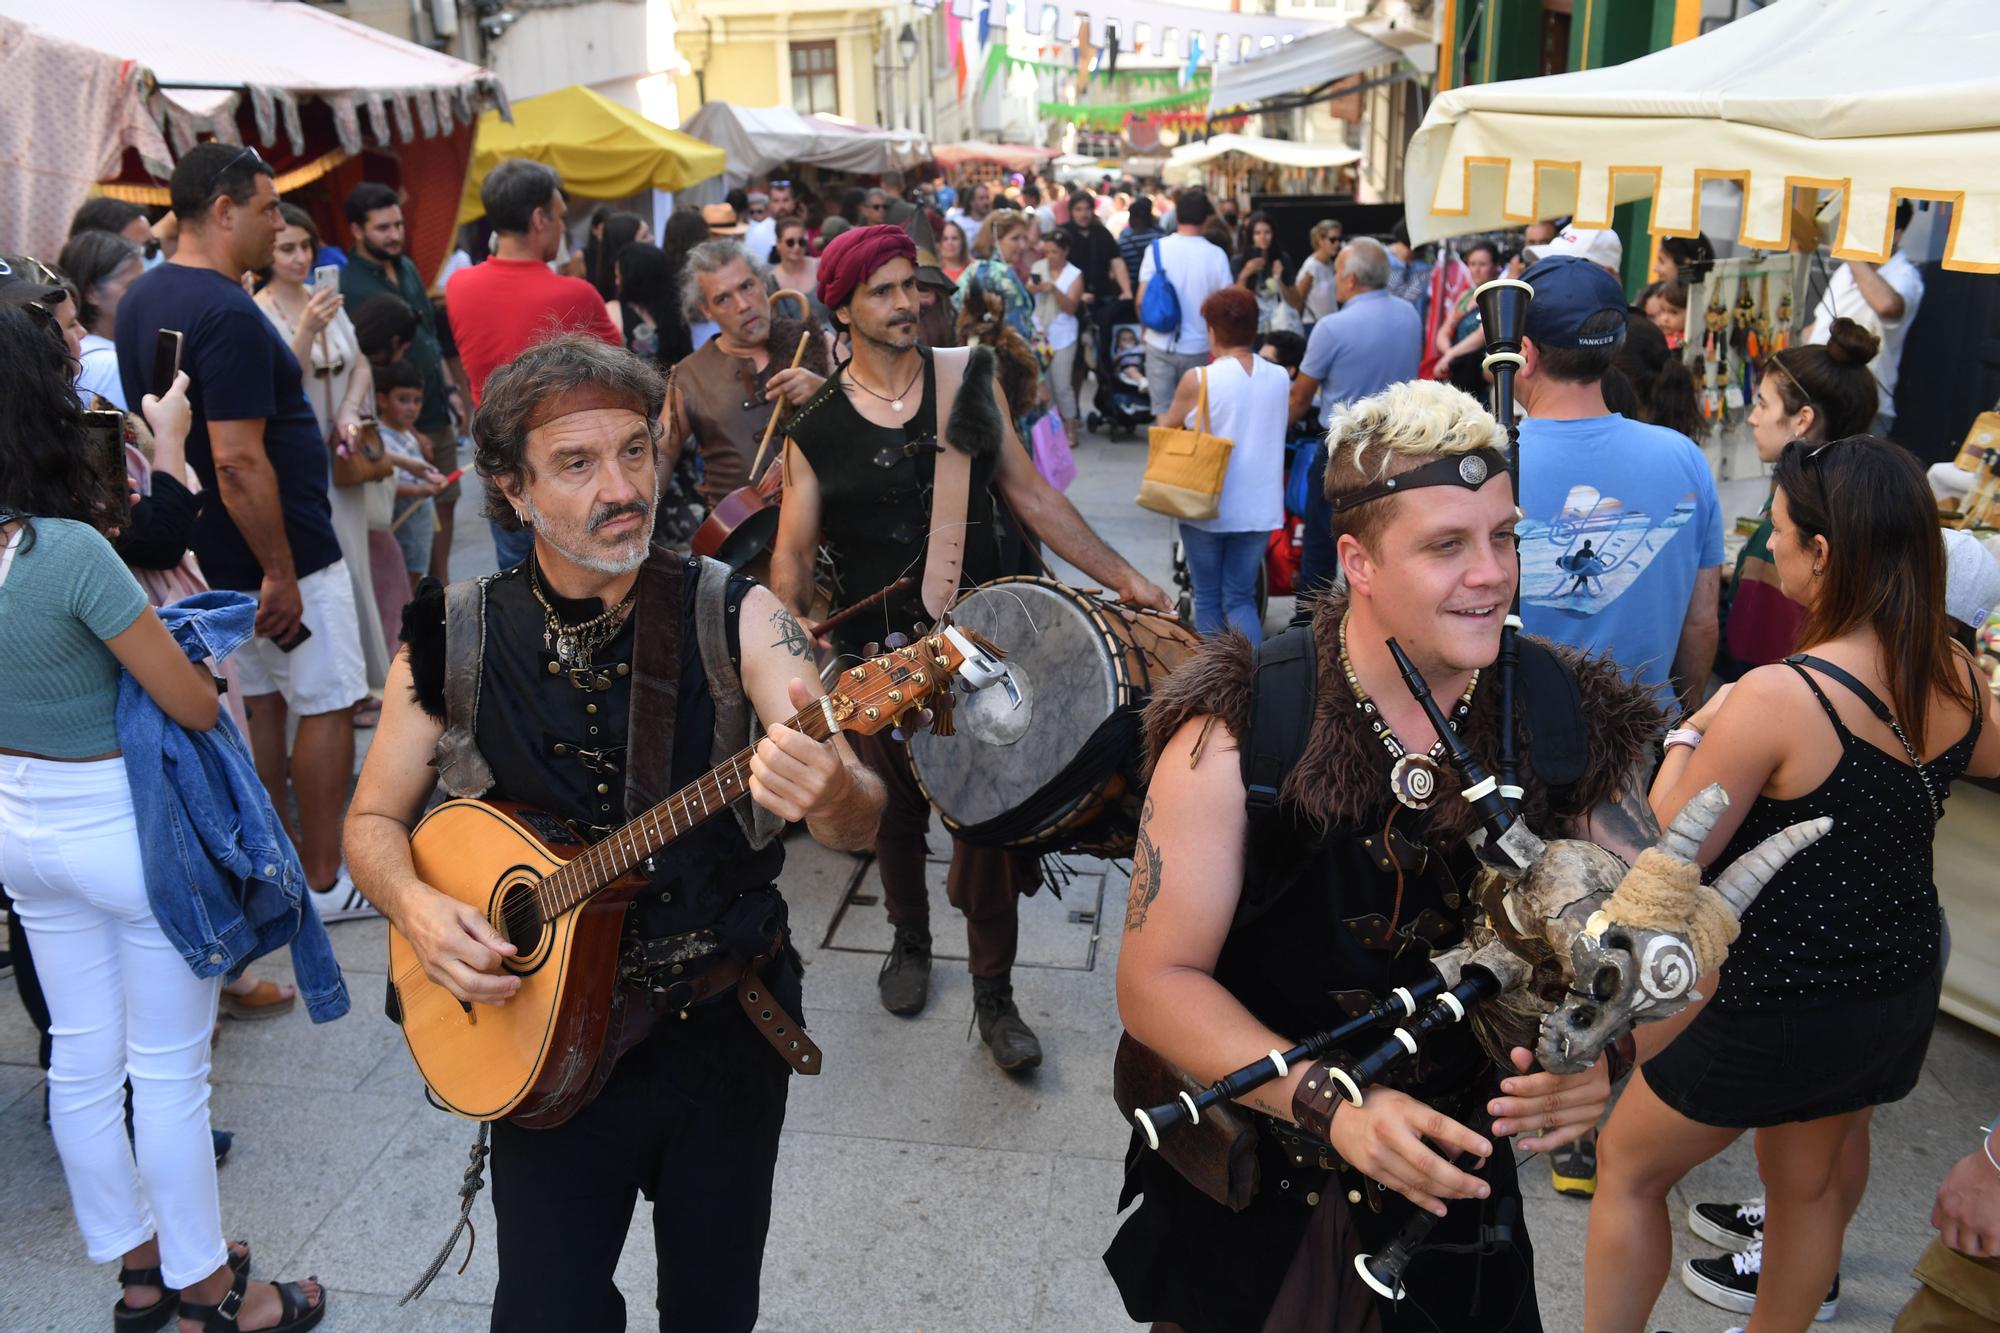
[116,142,372,922]
[1515,256,1723,713]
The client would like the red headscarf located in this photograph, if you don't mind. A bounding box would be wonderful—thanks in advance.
[816,224,918,315]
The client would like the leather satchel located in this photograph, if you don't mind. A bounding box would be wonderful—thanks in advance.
[1112,1031,1260,1212]
[321,330,394,486]
[1137,367,1232,521]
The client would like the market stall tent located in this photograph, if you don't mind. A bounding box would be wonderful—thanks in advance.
[1165,133,1360,187]
[457,85,723,224]
[1404,0,2000,273]
[678,103,931,197]
[0,0,504,276]
[932,142,1063,173]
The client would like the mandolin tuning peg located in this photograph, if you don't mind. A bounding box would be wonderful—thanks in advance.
[884,632,911,650]
[907,707,933,732]
[863,641,882,658]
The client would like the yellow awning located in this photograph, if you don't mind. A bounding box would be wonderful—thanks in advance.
[459,85,724,224]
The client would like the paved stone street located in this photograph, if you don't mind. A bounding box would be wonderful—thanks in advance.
[3,430,1994,1330]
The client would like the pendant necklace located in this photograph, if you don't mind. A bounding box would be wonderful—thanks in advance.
[843,357,923,413]
[1338,611,1478,811]
[528,556,636,690]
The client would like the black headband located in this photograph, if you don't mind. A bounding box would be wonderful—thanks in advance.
[1331,446,1510,514]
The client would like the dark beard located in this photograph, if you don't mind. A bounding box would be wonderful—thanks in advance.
[362,238,401,265]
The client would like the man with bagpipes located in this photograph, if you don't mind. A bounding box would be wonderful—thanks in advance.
[1106,340,1832,1326]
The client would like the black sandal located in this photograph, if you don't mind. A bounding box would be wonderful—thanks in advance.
[113,1244,251,1332]
[176,1267,326,1333]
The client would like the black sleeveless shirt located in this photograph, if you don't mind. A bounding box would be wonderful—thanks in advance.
[1711,660,1982,1011]
[403,558,786,944]
[787,347,1004,655]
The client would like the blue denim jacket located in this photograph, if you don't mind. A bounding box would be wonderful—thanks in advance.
[116,591,349,1022]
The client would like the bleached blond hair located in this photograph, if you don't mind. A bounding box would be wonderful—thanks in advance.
[1324,379,1508,546]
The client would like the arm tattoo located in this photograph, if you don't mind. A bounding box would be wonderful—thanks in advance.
[1577,757,1663,864]
[1123,797,1164,932]
[769,607,812,658]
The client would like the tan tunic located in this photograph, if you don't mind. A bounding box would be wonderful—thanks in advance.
[673,317,830,511]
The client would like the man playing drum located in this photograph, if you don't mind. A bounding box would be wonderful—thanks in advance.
[772,223,1171,1073]
[665,239,832,515]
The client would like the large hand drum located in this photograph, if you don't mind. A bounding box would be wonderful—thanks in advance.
[908,577,1200,858]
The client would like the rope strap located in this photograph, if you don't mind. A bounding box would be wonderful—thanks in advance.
[399,1122,490,1305]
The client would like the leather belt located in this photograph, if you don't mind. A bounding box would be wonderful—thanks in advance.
[626,937,822,1076]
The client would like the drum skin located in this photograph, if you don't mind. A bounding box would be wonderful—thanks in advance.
[908,577,1199,857]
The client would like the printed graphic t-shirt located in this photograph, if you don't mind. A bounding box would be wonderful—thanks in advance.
[1518,413,1724,697]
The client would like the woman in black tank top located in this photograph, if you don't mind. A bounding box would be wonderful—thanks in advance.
[1583,436,2000,1332]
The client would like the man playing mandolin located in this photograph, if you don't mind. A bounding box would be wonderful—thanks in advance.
[772,224,1171,1074]
[344,333,884,1330]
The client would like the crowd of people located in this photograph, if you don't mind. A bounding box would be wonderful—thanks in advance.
[1,134,1997,1333]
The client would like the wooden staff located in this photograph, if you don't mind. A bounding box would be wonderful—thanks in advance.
[747,319,813,487]
[388,468,465,535]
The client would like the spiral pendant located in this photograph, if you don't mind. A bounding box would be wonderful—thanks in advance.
[1389,754,1442,810]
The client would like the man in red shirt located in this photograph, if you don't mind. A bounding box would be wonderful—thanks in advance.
[446,159,621,567]
[447,159,621,404]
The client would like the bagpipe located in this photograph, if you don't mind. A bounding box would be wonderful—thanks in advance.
[1134,275,1834,1300]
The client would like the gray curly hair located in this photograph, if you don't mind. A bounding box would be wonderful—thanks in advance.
[679,238,772,324]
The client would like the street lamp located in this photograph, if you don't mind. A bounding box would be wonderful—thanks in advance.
[897,23,919,133]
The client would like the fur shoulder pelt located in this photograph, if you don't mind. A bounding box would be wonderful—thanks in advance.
[945,344,1003,461]
[769,314,833,381]
[1141,595,1667,840]
[955,288,1042,416]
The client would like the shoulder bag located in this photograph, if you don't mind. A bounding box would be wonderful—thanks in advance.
[1137,366,1232,521]
[321,327,393,487]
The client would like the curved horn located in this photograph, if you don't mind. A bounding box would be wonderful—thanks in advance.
[1710,817,1835,917]
[1655,783,1731,862]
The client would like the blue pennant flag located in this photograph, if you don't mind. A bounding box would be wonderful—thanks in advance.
[977,0,992,51]
[1181,33,1203,87]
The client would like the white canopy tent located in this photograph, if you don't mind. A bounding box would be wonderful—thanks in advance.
[1404,0,2000,273]
[1207,24,1407,113]
[679,103,931,199]
[1165,133,1360,184]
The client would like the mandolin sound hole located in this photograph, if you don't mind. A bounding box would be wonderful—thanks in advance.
[495,877,548,958]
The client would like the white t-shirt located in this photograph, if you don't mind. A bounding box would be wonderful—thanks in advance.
[1138,232,1234,355]
[77,333,126,411]
[1031,261,1083,350]
[1809,251,1924,420]
[1181,353,1289,534]
[742,217,778,265]
[1298,254,1340,321]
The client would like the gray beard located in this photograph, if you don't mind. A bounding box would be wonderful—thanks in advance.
[520,494,656,575]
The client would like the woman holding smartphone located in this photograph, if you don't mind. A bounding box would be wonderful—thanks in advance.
[0,302,329,1333]
[254,203,390,704]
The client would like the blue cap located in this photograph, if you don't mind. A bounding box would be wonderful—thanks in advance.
[1521,255,1627,349]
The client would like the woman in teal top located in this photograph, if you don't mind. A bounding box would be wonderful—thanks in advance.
[954,208,1039,352]
[0,300,328,1328]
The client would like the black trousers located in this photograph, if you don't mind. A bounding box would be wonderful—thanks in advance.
[488,997,791,1331]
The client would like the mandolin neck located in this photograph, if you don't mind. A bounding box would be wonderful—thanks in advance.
[533,698,836,918]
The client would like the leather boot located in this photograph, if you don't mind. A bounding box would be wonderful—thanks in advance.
[877,925,932,1015]
[972,974,1042,1072]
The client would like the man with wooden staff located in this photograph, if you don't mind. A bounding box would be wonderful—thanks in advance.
[664,238,832,516]
[771,224,1171,1073]
[344,333,883,1329]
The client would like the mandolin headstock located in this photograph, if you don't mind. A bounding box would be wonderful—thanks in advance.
[822,625,1009,739]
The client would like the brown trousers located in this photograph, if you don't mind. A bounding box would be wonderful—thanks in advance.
[850,730,1038,978]
[1894,1238,2000,1332]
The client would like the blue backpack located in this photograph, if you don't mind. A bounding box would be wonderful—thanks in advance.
[1139,238,1181,336]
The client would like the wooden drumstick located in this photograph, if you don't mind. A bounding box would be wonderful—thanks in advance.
[748,328,812,486]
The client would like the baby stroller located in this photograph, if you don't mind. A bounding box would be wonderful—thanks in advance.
[1085,319,1155,440]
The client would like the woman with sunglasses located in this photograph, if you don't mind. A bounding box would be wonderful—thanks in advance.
[1584,432,2000,1333]
[770,215,828,326]
[1724,318,1882,676]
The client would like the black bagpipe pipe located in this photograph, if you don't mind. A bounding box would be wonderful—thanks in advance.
[1473,275,1535,819]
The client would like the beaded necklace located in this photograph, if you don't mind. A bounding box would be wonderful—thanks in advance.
[1338,611,1478,811]
[528,556,636,692]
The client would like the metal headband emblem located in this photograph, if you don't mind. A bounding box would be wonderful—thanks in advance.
[1458,455,1489,486]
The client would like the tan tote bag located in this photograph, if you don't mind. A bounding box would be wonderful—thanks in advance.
[1137,367,1232,521]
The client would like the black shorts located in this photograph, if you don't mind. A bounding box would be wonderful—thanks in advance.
[1643,973,1940,1128]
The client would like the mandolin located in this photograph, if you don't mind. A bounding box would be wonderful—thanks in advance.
[389,625,1008,1126]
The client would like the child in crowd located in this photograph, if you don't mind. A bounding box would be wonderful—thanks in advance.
[373,358,444,595]
[1644,280,1689,349]
[1112,325,1148,393]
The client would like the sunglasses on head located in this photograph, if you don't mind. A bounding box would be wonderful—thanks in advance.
[770,180,792,190]
[203,146,270,203]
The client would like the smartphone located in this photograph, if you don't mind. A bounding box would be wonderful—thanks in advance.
[150,328,183,402]
[82,408,125,476]
[311,264,342,292]
[273,621,314,654]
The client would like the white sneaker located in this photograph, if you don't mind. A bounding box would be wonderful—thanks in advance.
[309,868,380,923]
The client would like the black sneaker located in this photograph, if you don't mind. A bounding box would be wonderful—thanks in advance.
[1681,1243,1838,1321]
[877,926,932,1016]
[1688,1195,1764,1252]
[1549,1130,1597,1197]
[972,975,1042,1072]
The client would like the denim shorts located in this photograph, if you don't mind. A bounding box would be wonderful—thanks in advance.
[1644,972,1941,1128]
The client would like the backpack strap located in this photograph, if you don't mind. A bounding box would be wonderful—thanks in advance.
[695,556,783,849]
[434,574,497,798]
[1240,623,1317,813]
[1515,636,1588,791]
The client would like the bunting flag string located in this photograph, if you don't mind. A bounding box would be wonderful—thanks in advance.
[987,49,1204,87]
[1037,86,1227,129]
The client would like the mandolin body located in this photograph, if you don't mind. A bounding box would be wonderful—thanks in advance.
[388,797,646,1125]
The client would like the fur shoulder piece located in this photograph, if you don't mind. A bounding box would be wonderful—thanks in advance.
[945,344,1003,460]
[401,576,449,723]
[770,315,833,380]
[1141,630,1256,781]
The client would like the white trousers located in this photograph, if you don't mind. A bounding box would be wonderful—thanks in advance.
[0,756,226,1287]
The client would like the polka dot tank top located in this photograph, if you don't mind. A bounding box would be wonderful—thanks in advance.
[1711,660,1982,1011]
